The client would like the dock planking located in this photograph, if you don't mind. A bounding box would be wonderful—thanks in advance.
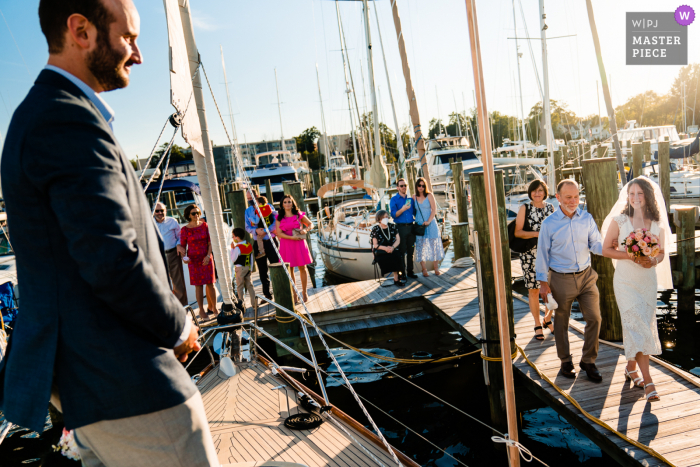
[232,257,700,466]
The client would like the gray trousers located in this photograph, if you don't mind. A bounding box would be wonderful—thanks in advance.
[234,265,256,310]
[549,267,602,364]
[74,392,218,466]
[166,248,188,306]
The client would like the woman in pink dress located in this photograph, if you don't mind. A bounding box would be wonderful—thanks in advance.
[180,204,218,321]
[275,195,313,302]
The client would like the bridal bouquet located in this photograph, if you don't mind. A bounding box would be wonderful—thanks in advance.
[625,228,660,259]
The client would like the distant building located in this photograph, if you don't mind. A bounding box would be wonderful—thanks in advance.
[212,145,236,182]
[318,134,351,155]
[238,139,297,159]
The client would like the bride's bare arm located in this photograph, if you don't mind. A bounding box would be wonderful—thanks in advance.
[602,221,631,260]
[653,229,666,266]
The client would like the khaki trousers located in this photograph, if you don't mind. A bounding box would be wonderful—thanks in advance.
[166,248,188,306]
[235,265,256,310]
[74,392,218,467]
[549,267,601,364]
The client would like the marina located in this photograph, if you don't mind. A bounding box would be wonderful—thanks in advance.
[1,0,700,466]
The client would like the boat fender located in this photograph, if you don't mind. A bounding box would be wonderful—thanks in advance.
[219,356,237,378]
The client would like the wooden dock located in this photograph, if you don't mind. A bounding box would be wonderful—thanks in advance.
[232,259,700,467]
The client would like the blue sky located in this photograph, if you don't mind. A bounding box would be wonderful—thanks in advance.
[0,0,697,159]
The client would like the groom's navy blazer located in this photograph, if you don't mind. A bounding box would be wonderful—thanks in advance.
[0,69,196,432]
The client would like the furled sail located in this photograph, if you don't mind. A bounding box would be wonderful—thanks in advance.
[163,0,203,155]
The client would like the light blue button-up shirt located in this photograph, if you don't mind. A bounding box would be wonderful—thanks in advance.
[535,207,603,282]
[45,65,115,130]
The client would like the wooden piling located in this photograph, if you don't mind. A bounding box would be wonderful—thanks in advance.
[573,145,581,168]
[596,145,606,159]
[581,158,622,341]
[674,206,698,291]
[312,170,323,196]
[450,161,469,223]
[553,150,563,186]
[632,142,643,178]
[643,140,651,163]
[451,222,470,260]
[406,164,417,195]
[469,170,515,431]
[227,189,251,244]
[265,178,273,205]
[659,139,671,210]
[269,262,300,340]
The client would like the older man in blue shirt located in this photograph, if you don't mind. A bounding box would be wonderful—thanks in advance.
[390,178,416,280]
[244,188,280,300]
[536,180,604,382]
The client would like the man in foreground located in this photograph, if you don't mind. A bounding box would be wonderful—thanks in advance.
[390,178,416,283]
[536,180,604,382]
[155,202,188,306]
[0,0,217,464]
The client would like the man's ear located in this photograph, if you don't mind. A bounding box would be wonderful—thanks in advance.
[65,14,95,51]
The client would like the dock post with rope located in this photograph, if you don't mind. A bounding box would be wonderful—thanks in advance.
[582,158,622,341]
[553,150,563,186]
[674,206,698,292]
[269,262,300,346]
[470,170,516,433]
[659,138,671,212]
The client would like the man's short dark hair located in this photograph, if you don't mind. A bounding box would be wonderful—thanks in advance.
[232,228,246,240]
[396,178,406,186]
[557,179,579,193]
[39,0,115,54]
[527,180,549,201]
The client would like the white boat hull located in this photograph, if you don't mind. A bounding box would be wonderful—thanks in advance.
[318,239,447,281]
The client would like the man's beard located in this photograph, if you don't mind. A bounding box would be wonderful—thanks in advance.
[87,34,131,92]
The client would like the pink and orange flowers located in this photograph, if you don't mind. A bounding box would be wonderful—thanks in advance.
[624,228,660,260]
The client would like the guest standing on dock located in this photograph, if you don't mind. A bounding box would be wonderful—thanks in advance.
[155,202,188,306]
[514,181,555,341]
[601,177,672,402]
[370,210,403,285]
[181,204,218,321]
[390,178,416,280]
[276,195,313,303]
[536,180,604,382]
[413,177,444,276]
[245,188,280,302]
[0,0,218,464]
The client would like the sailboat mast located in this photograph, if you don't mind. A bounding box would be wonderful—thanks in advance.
[539,0,555,194]
[372,3,406,179]
[316,64,331,171]
[220,45,239,181]
[436,86,444,135]
[359,59,374,164]
[335,1,360,179]
[453,91,462,137]
[176,0,234,306]
[464,0,520,464]
[585,0,625,180]
[389,0,432,191]
[274,68,286,152]
[362,0,382,167]
[512,0,527,150]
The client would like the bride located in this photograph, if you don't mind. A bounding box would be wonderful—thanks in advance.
[601,176,672,403]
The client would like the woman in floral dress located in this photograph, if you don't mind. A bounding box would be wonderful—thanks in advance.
[514,180,554,340]
[180,204,218,321]
[413,177,444,276]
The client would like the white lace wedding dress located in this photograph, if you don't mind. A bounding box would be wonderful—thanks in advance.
[612,214,662,361]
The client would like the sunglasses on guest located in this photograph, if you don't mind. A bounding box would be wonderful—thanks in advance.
[155,209,164,213]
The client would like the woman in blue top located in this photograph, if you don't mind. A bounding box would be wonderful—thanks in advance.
[413,177,444,276]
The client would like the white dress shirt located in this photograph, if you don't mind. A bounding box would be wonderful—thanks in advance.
[156,217,181,251]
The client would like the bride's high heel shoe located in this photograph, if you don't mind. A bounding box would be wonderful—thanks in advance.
[624,368,644,389]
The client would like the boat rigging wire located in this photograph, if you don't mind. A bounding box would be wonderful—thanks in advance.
[0,8,31,78]
[199,60,403,467]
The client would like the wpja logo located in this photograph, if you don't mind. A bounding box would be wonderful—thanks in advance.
[626,12,688,65]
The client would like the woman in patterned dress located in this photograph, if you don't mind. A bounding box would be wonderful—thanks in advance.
[413,177,444,276]
[180,204,218,321]
[515,180,554,341]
